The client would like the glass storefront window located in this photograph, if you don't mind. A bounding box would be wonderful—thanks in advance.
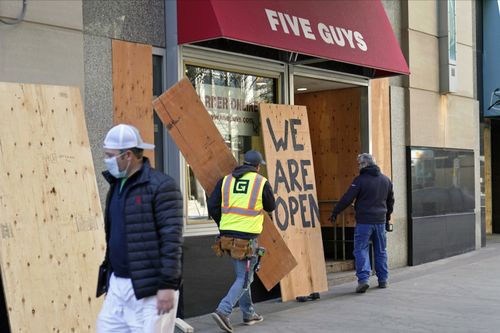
[409,147,475,217]
[184,64,277,222]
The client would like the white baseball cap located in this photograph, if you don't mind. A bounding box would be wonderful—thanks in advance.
[103,124,155,150]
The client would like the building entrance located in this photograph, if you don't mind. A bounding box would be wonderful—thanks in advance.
[293,74,368,273]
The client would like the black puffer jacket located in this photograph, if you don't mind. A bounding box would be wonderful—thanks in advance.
[331,165,394,224]
[101,158,183,299]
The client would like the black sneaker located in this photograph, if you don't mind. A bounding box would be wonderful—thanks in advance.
[211,311,233,333]
[356,283,369,293]
[378,281,388,289]
[243,313,264,325]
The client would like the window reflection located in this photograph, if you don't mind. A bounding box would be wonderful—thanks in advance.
[410,147,475,217]
[185,65,277,222]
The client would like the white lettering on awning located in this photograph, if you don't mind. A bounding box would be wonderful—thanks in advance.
[265,8,368,52]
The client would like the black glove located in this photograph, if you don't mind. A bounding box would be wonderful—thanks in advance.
[328,214,336,225]
[385,222,393,232]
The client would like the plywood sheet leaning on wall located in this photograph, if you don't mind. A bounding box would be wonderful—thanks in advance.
[370,78,392,178]
[152,78,297,291]
[260,103,328,301]
[0,83,106,332]
[112,39,154,165]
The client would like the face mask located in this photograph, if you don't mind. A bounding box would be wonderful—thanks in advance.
[104,153,130,178]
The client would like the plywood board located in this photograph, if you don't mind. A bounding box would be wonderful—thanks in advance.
[112,39,154,165]
[370,78,392,178]
[0,82,106,332]
[152,78,297,291]
[254,214,298,290]
[295,89,361,227]
[260,103,328,301]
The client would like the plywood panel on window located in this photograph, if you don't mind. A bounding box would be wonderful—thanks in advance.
[112,40,154,164]
[0,82,105,332]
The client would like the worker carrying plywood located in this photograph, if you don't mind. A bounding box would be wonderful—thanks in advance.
[96,124,184,333]
[208,150,276,333]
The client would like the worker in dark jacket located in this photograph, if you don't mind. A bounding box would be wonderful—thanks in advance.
[96,124,183,333]
[207,150,275,333]
[329,153,394,294]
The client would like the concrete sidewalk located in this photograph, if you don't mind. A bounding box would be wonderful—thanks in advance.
[181,235,500,333]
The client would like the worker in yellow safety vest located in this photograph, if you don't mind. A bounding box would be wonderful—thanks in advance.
[207,150,276,333]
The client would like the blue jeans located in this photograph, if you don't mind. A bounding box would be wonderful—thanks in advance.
[216,253,258,319]
[353,223,388,284]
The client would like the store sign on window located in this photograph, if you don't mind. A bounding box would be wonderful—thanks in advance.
[198,84,260,137]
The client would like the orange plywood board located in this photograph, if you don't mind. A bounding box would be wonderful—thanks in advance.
[112,40,154,165]
[0,82,105,332]
[257,215,298,290]
[152,78,297,290]
[370,78,392,178]
[260,103,328,301]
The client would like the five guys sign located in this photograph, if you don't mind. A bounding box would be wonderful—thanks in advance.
[177,0,410,77]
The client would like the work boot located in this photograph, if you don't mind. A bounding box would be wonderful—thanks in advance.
[356,282,369,293]
[211,311,233,333]
[243,313,264,326]
[378,281,388,289]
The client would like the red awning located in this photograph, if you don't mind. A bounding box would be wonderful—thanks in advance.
[178,0,409,78]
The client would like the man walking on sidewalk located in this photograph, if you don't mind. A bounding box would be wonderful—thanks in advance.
[208,150,276,333]
[96,124,183,333]
[329,153,394,293]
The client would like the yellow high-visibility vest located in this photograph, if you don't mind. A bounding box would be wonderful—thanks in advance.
[219,172,266,234]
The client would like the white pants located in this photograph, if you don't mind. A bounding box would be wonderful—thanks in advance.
[97,274,179,333]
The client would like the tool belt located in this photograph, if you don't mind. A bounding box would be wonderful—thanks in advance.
[212,236,254,260]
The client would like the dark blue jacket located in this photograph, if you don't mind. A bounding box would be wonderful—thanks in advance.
[207,164,276,239]
[101,158,183,299]
[331,165,394,224]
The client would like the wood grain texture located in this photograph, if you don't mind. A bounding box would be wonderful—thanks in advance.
[112,40,154,164]
[0,82,105,332]
[295,89,361,228]
[370,78,392,178]
[260,103,328,301]
[152,78,297,291]
[152,78,237,196]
